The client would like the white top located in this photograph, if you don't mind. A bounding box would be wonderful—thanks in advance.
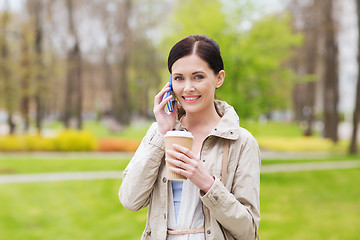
[167,179,205,240]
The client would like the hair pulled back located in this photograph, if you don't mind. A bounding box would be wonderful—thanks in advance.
[167,35,224,75]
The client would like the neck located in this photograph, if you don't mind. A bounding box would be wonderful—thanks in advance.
[181,103,221,133]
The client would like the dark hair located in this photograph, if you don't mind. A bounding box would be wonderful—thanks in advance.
[167,35,224,75]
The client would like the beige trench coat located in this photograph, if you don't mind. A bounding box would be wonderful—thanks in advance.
[119,101,261,240]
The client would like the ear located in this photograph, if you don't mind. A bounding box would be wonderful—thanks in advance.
[216,70,225,89]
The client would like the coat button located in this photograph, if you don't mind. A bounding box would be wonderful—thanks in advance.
[164,213,167,219]
[230,131,233,135]
[162,177,167,183]
[207,230,211,234]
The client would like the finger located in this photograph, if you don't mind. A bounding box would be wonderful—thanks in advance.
[154,85,171,105]
[165,157,188,171]
[166,149,192,164]
[172,144,196,159]
[166,157,197,179]
[155,82,171,98]
[154,95,173,114]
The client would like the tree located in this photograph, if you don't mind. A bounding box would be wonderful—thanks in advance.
[27,0,46,134]
[113,0,132,125]
[163,0,301,119]
[19,21,34,132]
[221,14,302,119]
[349,0,360,154]
[64,0,83,129]
[0,4,18,134]
[322,0,339,142]
[288,0,321,136]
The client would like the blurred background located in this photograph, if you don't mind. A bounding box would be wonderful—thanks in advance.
[0,0,359,239]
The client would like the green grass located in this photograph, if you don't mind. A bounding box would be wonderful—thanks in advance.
[84,121,152,140]
[260,168,360,239]
[0,168,359,239]
[241,121,305,138]
[0,179,146,240]
[0,154,130,174]
[262,155,360,165]
[1,154,359,174]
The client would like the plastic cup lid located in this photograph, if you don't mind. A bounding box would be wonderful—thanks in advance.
[164,130,193,138]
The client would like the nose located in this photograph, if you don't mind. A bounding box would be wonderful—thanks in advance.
[184,80,195,93]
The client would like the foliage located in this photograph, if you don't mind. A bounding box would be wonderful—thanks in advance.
[257,136,349,152]
[218,13,303,118]
[97,138,140,152]
[161,1,302,119]
[0,130,97,152]
[53,130,98,151]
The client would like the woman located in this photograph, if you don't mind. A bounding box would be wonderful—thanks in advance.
[119,35,260,240]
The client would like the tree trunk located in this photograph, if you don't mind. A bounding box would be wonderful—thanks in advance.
[64,0,83,129]
[323,0,339,142]
[20,34,30,132]
[303,8,318,136]
[0,5,16,135]
[349,0,360,154]
[27,0,45,134]
[113,0,132,125]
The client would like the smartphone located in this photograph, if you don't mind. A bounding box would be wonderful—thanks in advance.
[165,76,174,112]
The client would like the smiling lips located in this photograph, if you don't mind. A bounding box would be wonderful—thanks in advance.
[182,95,201,103]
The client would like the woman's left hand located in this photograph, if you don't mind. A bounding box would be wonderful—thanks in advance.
[165,144,215,193]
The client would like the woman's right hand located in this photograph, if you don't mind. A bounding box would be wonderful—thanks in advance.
[153,82,177,135]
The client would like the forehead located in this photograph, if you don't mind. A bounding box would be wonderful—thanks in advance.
[171,54,211,74]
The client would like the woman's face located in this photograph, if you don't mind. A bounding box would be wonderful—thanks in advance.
[171,54,224,115]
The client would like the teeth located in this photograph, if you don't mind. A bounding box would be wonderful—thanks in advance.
[184,97,199,101]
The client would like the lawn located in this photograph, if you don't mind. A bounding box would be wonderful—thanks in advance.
[0,179,147,240]
[1,154,359,175]
[0,153,130,174]
[260,169,360,239]
[0,154,359,239]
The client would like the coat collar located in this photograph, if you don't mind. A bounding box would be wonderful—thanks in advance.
[173,100,241,140]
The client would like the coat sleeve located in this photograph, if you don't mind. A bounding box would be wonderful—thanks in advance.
[201,130,261,240]
[119,122,165,211]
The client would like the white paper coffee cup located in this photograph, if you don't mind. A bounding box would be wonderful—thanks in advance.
[164,131,193,180]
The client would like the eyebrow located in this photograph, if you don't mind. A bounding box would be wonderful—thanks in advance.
[192,71,205,75]
[172,71,205,76]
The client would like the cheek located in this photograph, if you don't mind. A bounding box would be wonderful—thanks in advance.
[172,85,182,98]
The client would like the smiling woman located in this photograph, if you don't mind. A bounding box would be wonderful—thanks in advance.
[119,35,261,240]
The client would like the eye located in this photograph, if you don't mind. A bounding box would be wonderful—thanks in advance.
[194,75,204,80]
[174,76,184,81]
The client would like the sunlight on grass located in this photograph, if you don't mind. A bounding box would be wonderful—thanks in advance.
[0,180,146,240]
[257,136,350,152]
[0,169,359,239]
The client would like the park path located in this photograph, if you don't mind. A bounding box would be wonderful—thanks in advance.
[0,159,359,184]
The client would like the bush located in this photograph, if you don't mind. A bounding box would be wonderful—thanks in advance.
[0,130,97,152]
[257,136,349,152]
[53,130,98,151]
[97,138,141,152]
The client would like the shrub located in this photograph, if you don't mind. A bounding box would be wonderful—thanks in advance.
[53,130,98,151]
[0,135,25,151]
[0,130,97,152]
[97,138,141,152]
[257,136,349,152]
